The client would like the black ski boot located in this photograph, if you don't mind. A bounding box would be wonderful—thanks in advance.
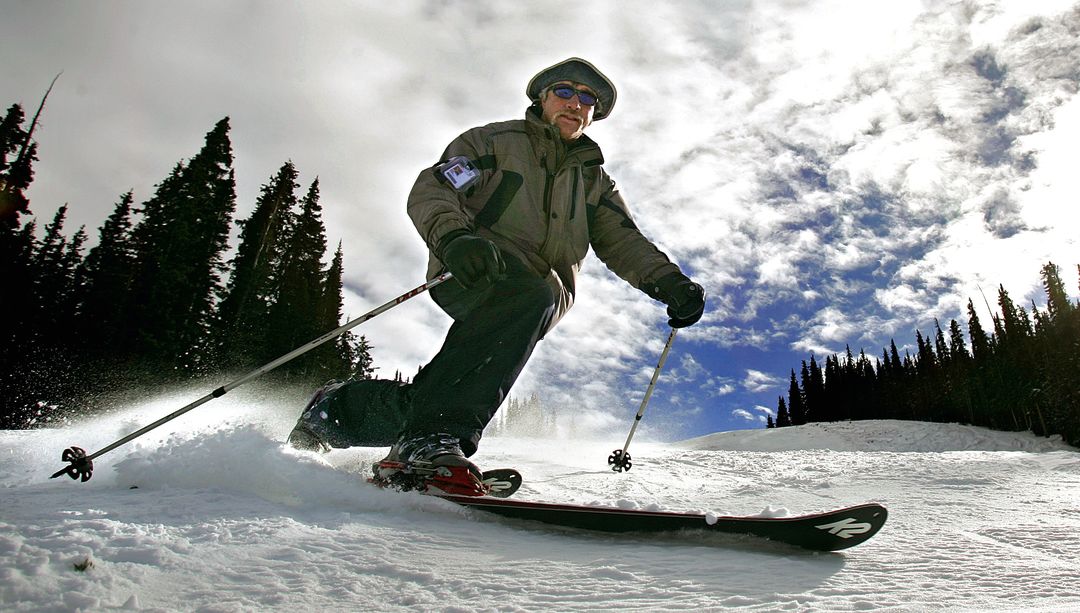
[286,383,341,453]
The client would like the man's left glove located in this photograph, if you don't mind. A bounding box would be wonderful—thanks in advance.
[645,271,706,328]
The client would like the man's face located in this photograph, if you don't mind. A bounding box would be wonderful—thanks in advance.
[540,80,596,141]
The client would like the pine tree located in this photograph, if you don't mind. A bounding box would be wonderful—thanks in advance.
[787,370,806,425]
[775,397,791,427]
[996,285,1041,432]
[804,355,825,422]
[889,340,904,372]
[315,241,348,380]
[7,206,88,423]
[947,320,970,363]
[912,331,941,421]
[266,178,328,381]
[31,206,80,345]
[318,242,376,381]
[1,77,57,228]
[836,349,875,422]
[215,162,299,370]
[125,118,237,376]
[1035,262,1079,443]
[947,318,976,424]
[0,218,37,427]
[0,103,37,228]
[914,330,936,374]
[348,334,376,381]
[62,225,88,326]
[933,321,951,366]
[76,191,138,357]
[856,350,876,419]
[1040,262,1074,322]
[997,285,1029,342]
[0,103,40,425]
[823,355,841,420]
[967,300,992,361]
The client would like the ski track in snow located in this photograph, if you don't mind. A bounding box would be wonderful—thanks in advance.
[2,399,1080,612]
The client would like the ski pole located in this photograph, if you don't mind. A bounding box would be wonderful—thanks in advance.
[608,327,678,473]
[51,272,453,483]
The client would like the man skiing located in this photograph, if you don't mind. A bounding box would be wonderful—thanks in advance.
[380,56,705,474]
[290,58,705,488]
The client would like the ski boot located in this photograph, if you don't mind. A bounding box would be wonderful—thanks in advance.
[286,382,346,453]
[371,433,520,498]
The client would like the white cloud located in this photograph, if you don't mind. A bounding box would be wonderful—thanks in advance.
[710,381,737,397]
[743,370,782,394]
[731,408,756,422]
[733,404,774,423]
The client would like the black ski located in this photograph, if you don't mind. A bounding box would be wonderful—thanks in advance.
[370,462,886,551]
[432,494,887,551]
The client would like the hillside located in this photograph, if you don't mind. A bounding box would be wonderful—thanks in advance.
[679,419,1074,453]
[2,403,1078,611]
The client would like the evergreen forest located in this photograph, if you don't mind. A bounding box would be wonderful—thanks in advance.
[769,262,1080,446]
[1,100,373,429]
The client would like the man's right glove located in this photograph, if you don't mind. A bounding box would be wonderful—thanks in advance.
[439,231,507,289]
[646,271,706,328]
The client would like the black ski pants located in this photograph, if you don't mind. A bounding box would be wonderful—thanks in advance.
[405,256,557,457]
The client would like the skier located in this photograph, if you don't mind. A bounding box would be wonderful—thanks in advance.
[291,58,705,483]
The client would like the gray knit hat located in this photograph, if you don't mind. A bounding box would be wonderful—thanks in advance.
[526,57,617,121]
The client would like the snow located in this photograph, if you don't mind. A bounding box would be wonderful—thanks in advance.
[681,419,1074,453]
[2,393,1079,612]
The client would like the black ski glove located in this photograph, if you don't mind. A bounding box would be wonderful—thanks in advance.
[439,231,507,289]
[646,271,706,328]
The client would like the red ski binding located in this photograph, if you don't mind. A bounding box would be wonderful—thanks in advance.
[370,461,522,498]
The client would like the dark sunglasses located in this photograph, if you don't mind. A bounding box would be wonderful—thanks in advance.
[549,84,598,107]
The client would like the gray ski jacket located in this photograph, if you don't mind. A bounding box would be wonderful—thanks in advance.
[407,108,681,331]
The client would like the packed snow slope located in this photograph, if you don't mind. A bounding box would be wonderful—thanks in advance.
[2,390,1079,612]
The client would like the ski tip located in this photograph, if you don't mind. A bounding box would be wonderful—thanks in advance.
[805,503,888,551]
[480,468,522,498]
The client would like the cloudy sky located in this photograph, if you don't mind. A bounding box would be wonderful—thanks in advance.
[5,0,1079,440]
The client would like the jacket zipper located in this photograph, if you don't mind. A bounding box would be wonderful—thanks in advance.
[539,152,558,262]
[569,170,579,220]
[543,168,554,217]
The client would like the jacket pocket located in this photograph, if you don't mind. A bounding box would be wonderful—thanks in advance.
[475,171,523,228]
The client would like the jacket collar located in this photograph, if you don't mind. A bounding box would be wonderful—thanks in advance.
[524,107,605,168]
